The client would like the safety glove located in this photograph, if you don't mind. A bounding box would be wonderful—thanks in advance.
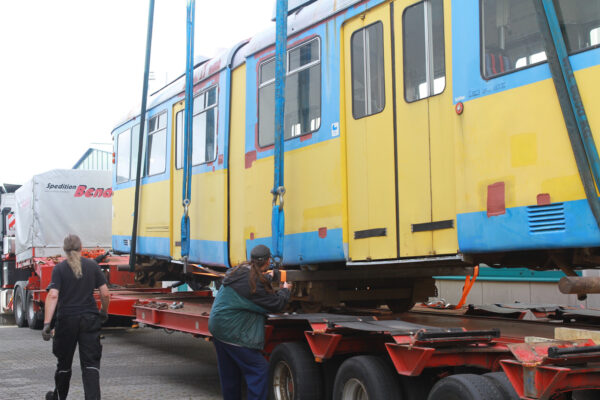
[42,323,52,341]
[100,309,109,324]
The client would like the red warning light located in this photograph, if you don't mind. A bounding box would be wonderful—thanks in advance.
[455,102,464,115]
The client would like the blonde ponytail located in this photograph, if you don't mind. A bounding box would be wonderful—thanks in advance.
[66,250,83,279]
[63,234,83,279]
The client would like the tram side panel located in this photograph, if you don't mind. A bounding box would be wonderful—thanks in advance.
[452,1,600,264]
[233,26,347,266]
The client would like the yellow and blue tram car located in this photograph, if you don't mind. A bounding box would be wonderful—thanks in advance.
[111,0,600,306]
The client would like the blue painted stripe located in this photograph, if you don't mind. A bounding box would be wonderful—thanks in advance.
[457,199,600,253]
[113,234,228,266]
[246,228,345,265]
[188,239,228,267]
[113,235,171,258]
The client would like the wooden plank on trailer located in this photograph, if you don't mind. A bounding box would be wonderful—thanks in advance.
[555,327,600,344]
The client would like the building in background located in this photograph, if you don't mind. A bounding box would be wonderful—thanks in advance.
[73,148,112,171]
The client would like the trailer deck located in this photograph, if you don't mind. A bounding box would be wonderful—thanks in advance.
[101,287,600,400]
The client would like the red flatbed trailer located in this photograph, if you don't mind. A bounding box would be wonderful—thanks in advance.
[103,285,600,400]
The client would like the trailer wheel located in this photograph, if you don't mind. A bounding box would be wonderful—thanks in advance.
[427,374,505,400]
[572,390,600,400]
[26,291,43,330]
[483,372,519,399]
[14,286,28,328]
[269,342,323,400]
[400,375,434,400]
[332,356,402,400]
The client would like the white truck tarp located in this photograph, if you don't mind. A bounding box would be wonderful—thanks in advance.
[15,169,112,262]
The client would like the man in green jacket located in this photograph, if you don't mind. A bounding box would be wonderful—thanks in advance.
[208,244,290,400]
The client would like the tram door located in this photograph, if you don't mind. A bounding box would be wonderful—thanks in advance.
[170,101,185,260]
[343,5,398,261]
[344,0,453,261]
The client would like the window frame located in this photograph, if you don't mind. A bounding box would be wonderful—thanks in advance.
[350,21,386,120]
[257,36,322,148]
[116,128,131,184]
[175,109,184,170]
[145,111,168,177]
[402,0,447,103]
[191,85,219,166]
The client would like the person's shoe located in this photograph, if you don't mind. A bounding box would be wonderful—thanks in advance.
[45,391,56,400]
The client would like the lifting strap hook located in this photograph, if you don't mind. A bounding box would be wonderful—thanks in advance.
[183,198,190,218]
[271,186,286,210]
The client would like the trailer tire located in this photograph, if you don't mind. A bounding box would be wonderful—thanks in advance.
[14,286,28,328]
[26,291,43,330]
[321,357,344,400]
[400,375,434,400]
[333,355,402,400]
[269,342,323,400]
[427,374,505,400]
[483,372,519,399]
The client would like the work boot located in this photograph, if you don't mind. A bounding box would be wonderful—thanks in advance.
[45,391,56,400]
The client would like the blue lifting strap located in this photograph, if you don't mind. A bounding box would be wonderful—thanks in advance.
[271,0,288,266]
[181,0,195,262]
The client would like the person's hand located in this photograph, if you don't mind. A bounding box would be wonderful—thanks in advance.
[282,281,291,290]
[42,323,52,341]
[100,309,109,324]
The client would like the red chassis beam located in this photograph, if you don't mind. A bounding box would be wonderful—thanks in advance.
[501,340,600,399]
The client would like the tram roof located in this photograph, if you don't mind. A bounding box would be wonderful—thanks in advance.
[112,0,364,132]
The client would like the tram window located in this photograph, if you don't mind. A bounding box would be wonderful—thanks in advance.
[192,86,218,165]
[592,27,600,46]
[146,113,167,176]
[116,129,131,183]
[403,0,446,103]
[175,110,183,170]
[481,0,600,80]
[258,37,321,147]
[554,0,600,53]
[130,124,140,180]
[351,22,385,119]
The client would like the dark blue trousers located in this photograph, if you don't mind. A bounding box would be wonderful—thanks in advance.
[213,338,269,400]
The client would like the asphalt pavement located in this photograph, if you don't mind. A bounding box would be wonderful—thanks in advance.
[0,318,222,399]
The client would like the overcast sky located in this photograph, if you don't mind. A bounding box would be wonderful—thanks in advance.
[0,0,275,184]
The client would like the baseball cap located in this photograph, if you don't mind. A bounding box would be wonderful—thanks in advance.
[250,244,271,262]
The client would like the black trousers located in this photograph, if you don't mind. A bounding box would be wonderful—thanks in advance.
[51,313,103,400]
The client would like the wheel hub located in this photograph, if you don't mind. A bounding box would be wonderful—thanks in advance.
[342,378,369,400]
[273,360,294,400]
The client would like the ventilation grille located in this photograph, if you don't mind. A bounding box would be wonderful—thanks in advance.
[123,239,130,247]
[527,203,565,233]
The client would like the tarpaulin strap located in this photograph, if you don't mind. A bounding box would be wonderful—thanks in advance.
[421,265,479,310]
[271,0,288,267]
[452,265,479,310]
[181,0,195,265]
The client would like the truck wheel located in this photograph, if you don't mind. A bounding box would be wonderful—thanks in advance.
[269,342,323,400]
[483,372,519,399]
[332,356,402,400]
[26,291,44,330]
[400,375,434,400]
[14,286,28,328]
[427,374,505,400]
